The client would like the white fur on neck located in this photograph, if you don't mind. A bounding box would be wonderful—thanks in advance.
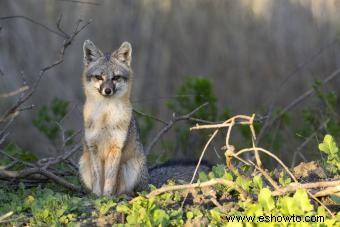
[84,96,132,153]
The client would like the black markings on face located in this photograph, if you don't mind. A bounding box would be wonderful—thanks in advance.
[99,79,116,96]
[84,56,131,97]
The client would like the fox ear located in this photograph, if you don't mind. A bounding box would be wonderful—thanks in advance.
[112,42,132,67]
[83,40,103,65]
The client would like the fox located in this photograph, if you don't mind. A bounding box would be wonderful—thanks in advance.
[79,40,149,196]
[78,40,211,196]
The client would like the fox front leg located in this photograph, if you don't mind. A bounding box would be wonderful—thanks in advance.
[103,146,122,196]
[89,151,103,196]
[79,149,93,191]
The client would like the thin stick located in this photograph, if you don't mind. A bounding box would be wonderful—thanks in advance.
[56,0,101,5]
[248,160,280,190]
[181,129,219,207]
[257,40,337,144]
[146,178,247,200]
[0,86,29,99]
[133,109,167,125]
[189,130,219,184]
[145,102,208,154]
[190,115,252,131]
[0,144,81,191]
[0,16,67,38]
[272,180,340,196]
[291,119,329,167]
[235,147,297,182]
[314,186,340,197]
[258,67,340,143]
[0,19,91,123]
[235,147,334,216]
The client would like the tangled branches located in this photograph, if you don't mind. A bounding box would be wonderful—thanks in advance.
[0,17,91,192]
[145,114,339,217]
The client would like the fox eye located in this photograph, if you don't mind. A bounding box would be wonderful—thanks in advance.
[112,75,122,81]
[94,75,103,80]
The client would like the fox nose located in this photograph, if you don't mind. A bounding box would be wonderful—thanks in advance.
[104,88,112,95]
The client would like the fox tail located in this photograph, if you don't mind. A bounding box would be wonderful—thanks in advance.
[148,160,211,187]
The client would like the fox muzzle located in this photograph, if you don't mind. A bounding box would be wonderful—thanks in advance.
[100,80,116,96]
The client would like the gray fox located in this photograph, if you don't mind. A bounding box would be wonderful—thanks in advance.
[78,40,211,196]
[79,40,149,196]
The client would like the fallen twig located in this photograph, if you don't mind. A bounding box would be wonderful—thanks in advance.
[314,186,340,197]
[181,129,219,207]
[272,180,340,197]
[185,114,336,217]
[0,144,82,191]
[145,178,248,200]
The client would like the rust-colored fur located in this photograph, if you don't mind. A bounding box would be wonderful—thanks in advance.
[79,40,149,196]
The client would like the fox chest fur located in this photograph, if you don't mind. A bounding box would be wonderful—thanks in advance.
[83,99,132,158]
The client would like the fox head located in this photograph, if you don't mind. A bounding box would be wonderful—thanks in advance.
[82,40,133,100]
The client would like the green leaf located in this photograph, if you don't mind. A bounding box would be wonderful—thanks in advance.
[252,175,263,189]
[245,203,263,216]
[198,172,209,182]
[153,209,169,226]
[278,172,291,186]
[116,204,130,214]
[212,165,226,178]
[210,208,222,222]
[236,176,251,191]
[278,196,300,215]
[258,188,275,211]
[186,211,193,221]
[224,171,233,181]
[293,189,313,212]
[319,134,338,155]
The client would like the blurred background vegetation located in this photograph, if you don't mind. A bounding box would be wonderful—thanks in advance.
[1,0,340,167]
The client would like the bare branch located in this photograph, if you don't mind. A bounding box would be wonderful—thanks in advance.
[55,14,69,38]
[272,180,340,196]
[0,86,29,99]
[314,185,340,197]
[56,0,101,5]
[144,178,247,200]
[145,102,209,155]
[0,16,68,38]
[258,66,340,144]
[291,119,329,167]
[0,19,91,123]
[188,114,335,217]
[181,129,219,207]
[0,144,82,191]
[133,109,168,125]
[257,40,337,144]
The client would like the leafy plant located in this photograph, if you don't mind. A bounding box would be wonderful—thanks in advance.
[33,97,74,143]
[117,197,183,226]
[95,197,117,216]
[164,77,220,158]
[0,143,36,167]
[318,134,340,174]
[167,77,217,121]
